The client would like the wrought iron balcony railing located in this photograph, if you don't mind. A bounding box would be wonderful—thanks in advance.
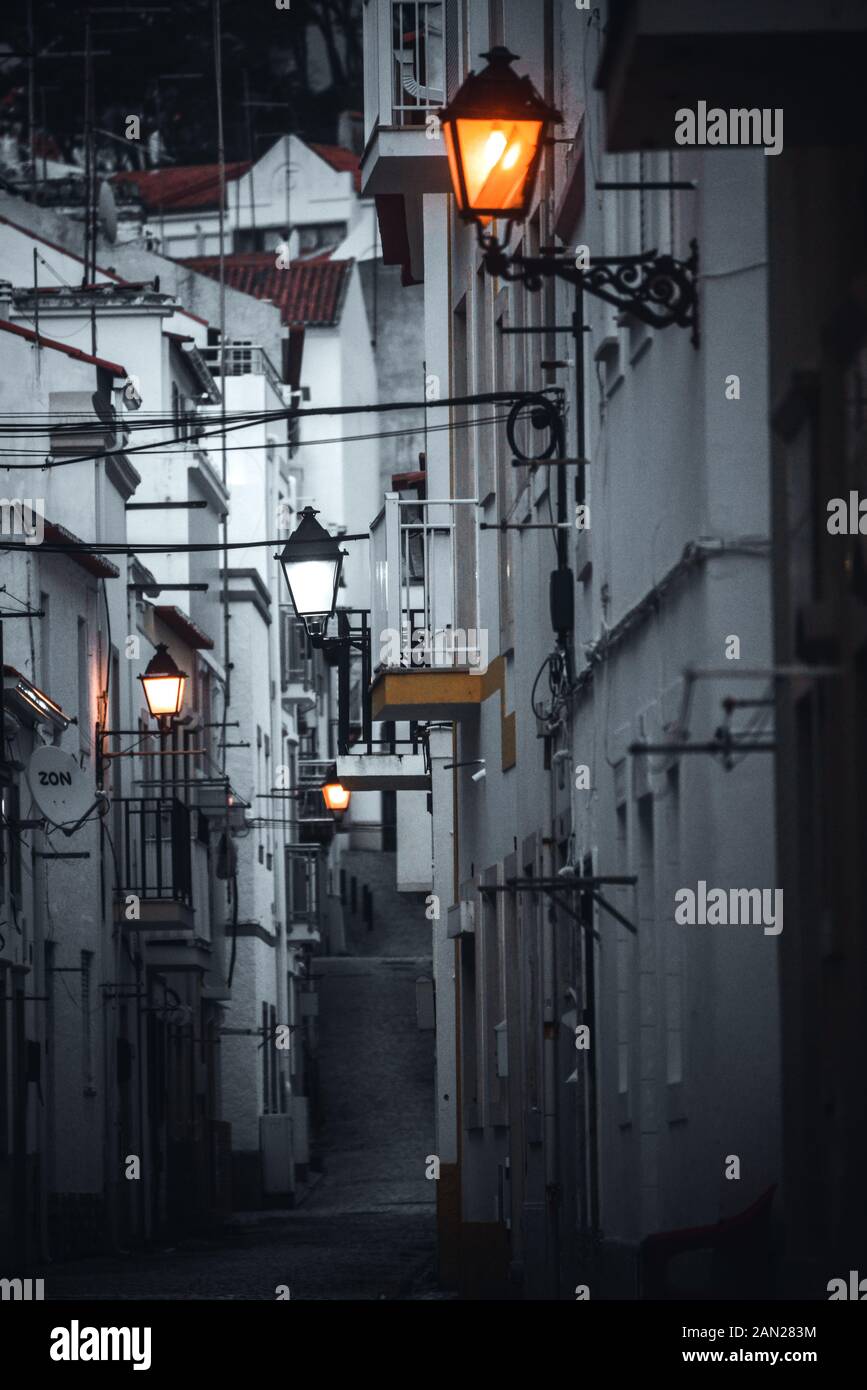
[115,796,193,907]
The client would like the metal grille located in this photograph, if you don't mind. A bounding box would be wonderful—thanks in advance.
[117,797,193,905]
[392,1,445,125]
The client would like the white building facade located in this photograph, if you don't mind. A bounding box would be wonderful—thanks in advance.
[361,0,781,1299]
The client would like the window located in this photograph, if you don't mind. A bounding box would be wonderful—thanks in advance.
[615,803,631,1103]
[637,794,659,1226]
[481,869,505,1120]
[664,768,684,1091]
[81,951,94,1094]
[5,784,22,912]
[261,1002,269,1112]
[474,265,494,502]
[460,934,480,1127]
[0,965,7,1155]
[40,592,50,692]
[269,1003,278,1113]
[78,617,90,754]
[296,223,347,254]
[495,294,515,652]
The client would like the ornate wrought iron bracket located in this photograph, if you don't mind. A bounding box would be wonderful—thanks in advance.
[478,227,700,348]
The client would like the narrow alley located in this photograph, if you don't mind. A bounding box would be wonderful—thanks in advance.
[44,852,440,1301]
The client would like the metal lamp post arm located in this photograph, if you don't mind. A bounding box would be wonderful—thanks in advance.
[478,228,700,346]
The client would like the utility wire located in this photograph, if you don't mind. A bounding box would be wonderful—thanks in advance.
[0,412,510,456]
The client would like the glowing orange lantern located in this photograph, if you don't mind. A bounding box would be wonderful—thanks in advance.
[439,47,560,224]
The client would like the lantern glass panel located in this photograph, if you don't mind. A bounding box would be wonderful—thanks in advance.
[285,557,339,619]
[142,673,186,718]
[445,116,544,215]
[322,782,351,812]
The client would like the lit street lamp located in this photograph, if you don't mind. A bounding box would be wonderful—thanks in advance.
[277,506,346,642]
[322,780,351,820]
[439,47,699,343]
[139,642,187,724]
[439,46,557,224]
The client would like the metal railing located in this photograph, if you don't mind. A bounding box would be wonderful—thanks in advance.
[285,844,323,934]
[115,797,193,905]
[370,494,483,673]
[280,608,313,693]
[392,1,444,125]
[331,608,421,756]
[202,344,286,403]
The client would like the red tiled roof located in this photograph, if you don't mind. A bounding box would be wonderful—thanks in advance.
[0,318,127,376]
[308,143,362,194]
[178,253,353,327]
[111,161,251,213]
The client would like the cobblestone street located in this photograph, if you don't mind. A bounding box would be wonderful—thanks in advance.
[43,1201,439,1301]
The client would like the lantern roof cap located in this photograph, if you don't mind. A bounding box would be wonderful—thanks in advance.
[142,641,187,679]
[440,47,561,124]
[278,505,345,563]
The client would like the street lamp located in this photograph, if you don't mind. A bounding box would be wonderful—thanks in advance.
[321,780,351,818]
[439,47,558,224]
[439,48,699,344]
[139,642,187,724]
[277,506,346,642]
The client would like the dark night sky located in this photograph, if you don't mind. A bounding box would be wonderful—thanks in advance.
[0,0,363,172]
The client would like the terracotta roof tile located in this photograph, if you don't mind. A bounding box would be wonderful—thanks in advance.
[111,162,251,213]
[0,317,127,376]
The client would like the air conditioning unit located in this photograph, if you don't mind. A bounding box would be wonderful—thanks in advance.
[259,1114,295,1199]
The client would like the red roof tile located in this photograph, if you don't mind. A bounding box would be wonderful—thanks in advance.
[111,162,251,213]
[178,253,353,327]
[0,318,127,376]
[308,143,362,194]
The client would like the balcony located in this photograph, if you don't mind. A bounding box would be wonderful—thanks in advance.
[114,797,194,932]
[369,493,488,722]
[361,0,451,196]
[279,608,316,710]
[296,760,337,847]
[202,343,288,407]
[286,844,323,946]
[331,608,430,790]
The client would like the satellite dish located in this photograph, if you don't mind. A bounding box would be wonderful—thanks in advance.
[98,180,118,244]
[26,746,94,827]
